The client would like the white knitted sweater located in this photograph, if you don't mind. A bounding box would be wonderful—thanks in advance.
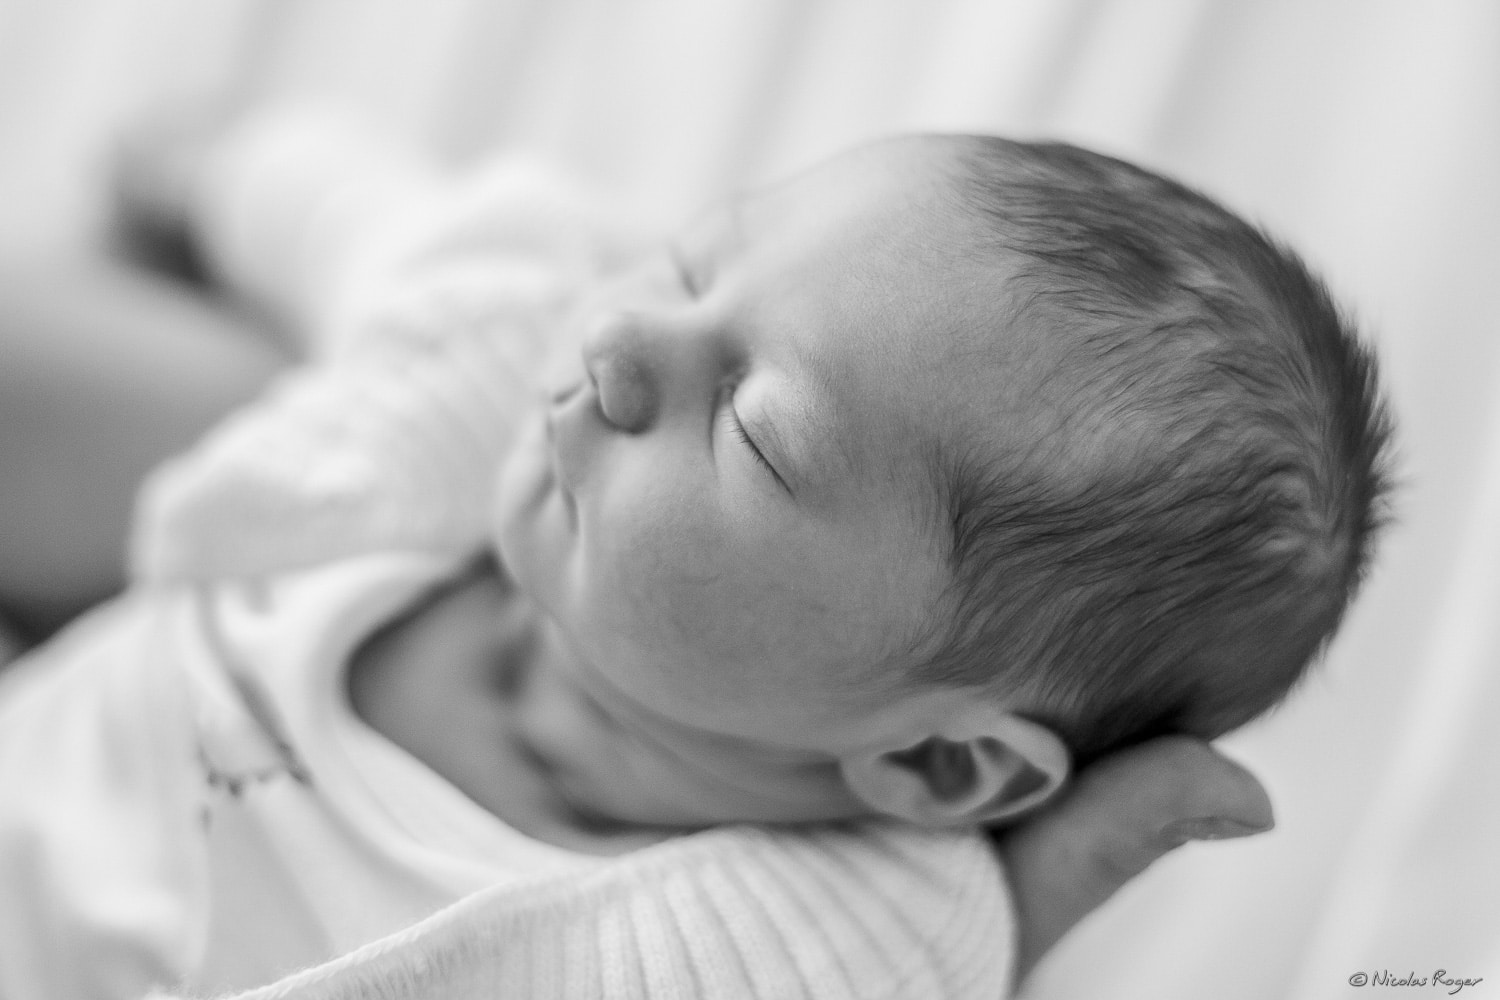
[179,814,1015,1000]
[118,106,1018,999]
[133,104,616,581]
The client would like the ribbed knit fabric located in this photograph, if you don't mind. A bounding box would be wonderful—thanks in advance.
[154,822,1013,1000]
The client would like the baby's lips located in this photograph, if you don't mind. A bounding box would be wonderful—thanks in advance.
[548,378,586,405]
[543,355,585,403]
[540,327,589,398]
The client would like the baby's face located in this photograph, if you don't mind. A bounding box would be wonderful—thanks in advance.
[492,139,1014,824]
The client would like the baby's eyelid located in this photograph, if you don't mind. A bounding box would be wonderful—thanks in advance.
[727,392,791,494]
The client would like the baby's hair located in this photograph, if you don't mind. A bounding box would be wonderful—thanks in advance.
[913,137,1394,764]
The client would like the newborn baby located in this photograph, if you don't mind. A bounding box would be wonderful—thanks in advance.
[371,133,1390,839]
[0,121,1391,999]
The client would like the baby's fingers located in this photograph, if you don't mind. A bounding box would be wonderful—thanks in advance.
[994,735,1273,983]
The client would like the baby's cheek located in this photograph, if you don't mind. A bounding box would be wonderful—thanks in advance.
[598,500,735,646]
[611,509,848,675]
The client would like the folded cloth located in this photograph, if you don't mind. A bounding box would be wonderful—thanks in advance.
[130,256,568,581]
[131,103,623,584]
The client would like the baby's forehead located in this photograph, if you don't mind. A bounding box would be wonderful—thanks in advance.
[705,135,1047,519]
[810,314,1024,543]
[730,135,979,246]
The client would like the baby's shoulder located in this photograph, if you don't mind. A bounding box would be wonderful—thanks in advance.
[491,821,1014,998]
[669,820,1005,902]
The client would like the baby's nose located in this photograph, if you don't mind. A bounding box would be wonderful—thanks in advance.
[582,313,658,433]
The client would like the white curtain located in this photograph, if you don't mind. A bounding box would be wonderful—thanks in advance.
[0,1,1495,996]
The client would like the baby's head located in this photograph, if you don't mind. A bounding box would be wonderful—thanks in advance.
[491,135,1392,831]
[912,137,1395,762]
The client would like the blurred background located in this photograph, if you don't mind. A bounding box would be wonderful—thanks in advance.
[0,1,1495,996]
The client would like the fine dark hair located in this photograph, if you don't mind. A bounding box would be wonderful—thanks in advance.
[917,137,1394,764]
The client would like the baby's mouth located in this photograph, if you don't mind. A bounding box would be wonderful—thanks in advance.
[549,380,585,405]
[543,410,580,530]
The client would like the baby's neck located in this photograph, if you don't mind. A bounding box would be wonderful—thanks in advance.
[346,559,682,856]
[347,557,872,855]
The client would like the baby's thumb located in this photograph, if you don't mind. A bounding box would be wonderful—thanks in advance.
[993,735,1273,983]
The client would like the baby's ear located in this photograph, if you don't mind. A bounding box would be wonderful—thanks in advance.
[839,711,1070,827]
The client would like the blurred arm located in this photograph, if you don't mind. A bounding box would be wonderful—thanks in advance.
[185,104,446,349]
[127,128,630,584]
[0,259,287,637]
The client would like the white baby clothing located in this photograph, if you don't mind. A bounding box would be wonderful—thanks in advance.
[0,553,1015,999]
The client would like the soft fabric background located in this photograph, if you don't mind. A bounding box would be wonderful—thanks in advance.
[0,1,1494,996]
